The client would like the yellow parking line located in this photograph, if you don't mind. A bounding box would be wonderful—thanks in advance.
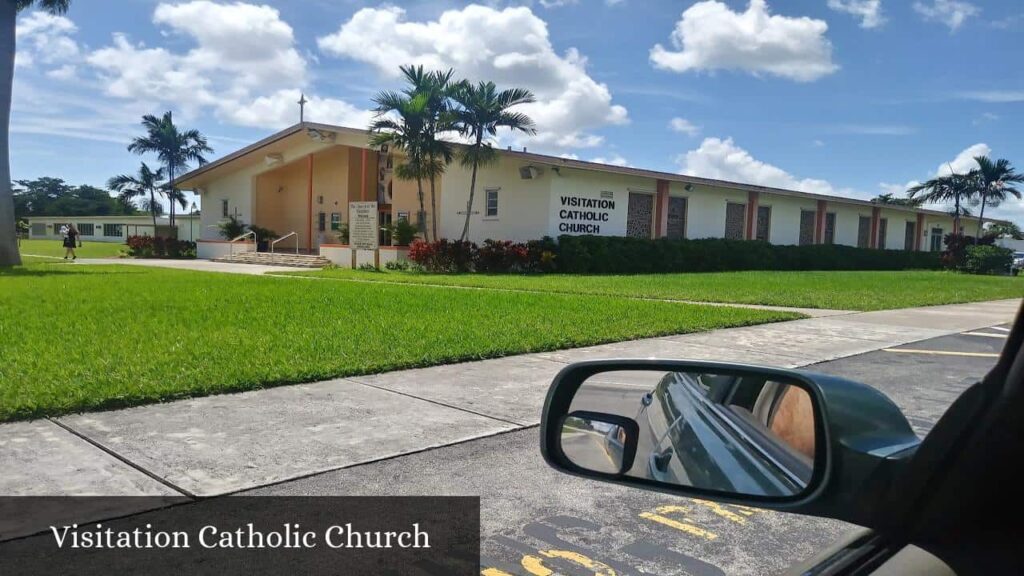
[883,348,1000,358]
[962,331,1008,339]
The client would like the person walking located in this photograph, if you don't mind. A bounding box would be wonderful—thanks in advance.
[63,223,80,260]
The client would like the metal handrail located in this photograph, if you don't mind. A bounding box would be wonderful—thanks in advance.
[229,230,256,256]
[271,231,299,254]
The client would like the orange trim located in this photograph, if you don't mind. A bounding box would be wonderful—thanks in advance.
[319,243,351,248]
[915,213,925,251]
[307,154,313,251]
[361,149,368,201]
[815,200,827,244]
[379,246,410,251]
[654,180,669,238]
[745,190,759,240]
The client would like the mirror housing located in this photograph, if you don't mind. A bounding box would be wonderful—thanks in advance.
[540,360,920,528]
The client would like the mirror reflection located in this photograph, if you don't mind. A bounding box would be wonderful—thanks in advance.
[563,369,819,497]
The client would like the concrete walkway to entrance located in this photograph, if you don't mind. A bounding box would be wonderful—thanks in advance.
[1,298,1018,501]
[73,257,302,275]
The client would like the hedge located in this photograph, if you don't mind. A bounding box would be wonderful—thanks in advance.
[556,235,942,274]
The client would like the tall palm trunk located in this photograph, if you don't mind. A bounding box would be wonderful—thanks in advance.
[416,176,426,240]
[429,172,438,241]
[459,135,482,242]
[976,196,987,239]
[148,188,158,228]
[167,159,175,229]
[0,2,21,266]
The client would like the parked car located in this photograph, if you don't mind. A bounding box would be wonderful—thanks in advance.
[1011,252,1024,276]
[541,307,1024,575]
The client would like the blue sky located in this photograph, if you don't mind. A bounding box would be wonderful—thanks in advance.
[11,0,1024,221]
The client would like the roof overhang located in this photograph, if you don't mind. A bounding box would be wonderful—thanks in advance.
[176,121,995,222]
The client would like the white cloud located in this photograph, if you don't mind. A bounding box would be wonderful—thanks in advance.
[85,1,367,129]
[677,137,842,195]
[317,5,628,152]
[668,117,701,136]
[913,0,980,31]
[45,64,77,81]
[650,0,838,82]
[936,143,990,176]
[225,89,374,130]
[16,11,80,69]
[827,0,885,29]
[958,90,1024,103]
[590,154,629,166]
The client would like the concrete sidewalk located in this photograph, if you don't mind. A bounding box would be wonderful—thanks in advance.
[73,257,301,275]
[1,298,1019,499]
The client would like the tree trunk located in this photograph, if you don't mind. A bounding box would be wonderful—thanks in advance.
[167,160,175,228]
[0,2,21,266]
[976,195,987,239]
[459,135,482,242]
[149,189,158,229]
[429,172,438,242]
[416,176,426,240]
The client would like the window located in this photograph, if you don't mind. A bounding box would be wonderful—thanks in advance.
[755,206,771,242]
[877,218,888,250]
[103,223,123,237]
[318,212,326,232]
[627,193,654,239]
[904,221,917,251]
[78,223,95,236]
[30,223,45,236]
[485,189,499,218]
[824,213,836,245]
[930,227,943,252]
[330,213,341,231]
[799,210,816,246]
[221,199,229,218]
[666,197,687,239]
[857,216,871,248]
[724,202,746,240]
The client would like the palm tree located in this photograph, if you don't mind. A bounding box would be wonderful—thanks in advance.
[399,65,456,241]
[871,192,924,207]
[969,156,1023,238]
[908,169,976,237]
[451,81,536,241]
[107,163,166,228]
[1,0,71,266]
[988,221,1024,240]
[127,111,212,229]
[369,90,430,238]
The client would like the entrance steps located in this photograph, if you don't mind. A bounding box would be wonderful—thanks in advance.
[212,252,331,268]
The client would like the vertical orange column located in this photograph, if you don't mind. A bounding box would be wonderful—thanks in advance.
[870,207,881,249]
[654,180,670,238]
[745,190,759,240]
[361,149,368,201]
[306,154,313,251]
[815,200,827,244]
[915,213,926,251]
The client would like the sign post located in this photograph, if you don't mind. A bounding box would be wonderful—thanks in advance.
[349,201,379,267]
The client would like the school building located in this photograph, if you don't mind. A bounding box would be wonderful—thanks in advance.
[25,214,201,243]
[175,122,967,265]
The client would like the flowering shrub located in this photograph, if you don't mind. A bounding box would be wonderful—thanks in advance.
[476,239,529,272]
[526,236,558,273]
[126,236,196,259]
[408,239,478,272]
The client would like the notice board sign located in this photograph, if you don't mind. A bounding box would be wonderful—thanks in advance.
[349,201,379,250]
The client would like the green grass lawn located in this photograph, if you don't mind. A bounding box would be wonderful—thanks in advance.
[283,268,1024,311]
[0,263,798,422]
[18,238,126,259]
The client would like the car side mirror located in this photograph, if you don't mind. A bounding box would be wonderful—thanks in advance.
[541,360,921,525]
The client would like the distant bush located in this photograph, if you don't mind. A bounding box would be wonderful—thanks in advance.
[556,235,941,274]
[384,259,411,271]
[941,233,996,270]
[127,236,196,259]
[962,245,1013,275]
[476,239,529,273]
[408,239,477,273]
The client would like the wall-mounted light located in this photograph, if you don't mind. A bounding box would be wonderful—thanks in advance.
[265,153,284,166]
[684,183,694,192]
[307,128,336,143]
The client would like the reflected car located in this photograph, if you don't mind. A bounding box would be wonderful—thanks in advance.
[636,372,815,497]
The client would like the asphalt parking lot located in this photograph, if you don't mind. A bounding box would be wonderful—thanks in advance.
[246,325,1011,575]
